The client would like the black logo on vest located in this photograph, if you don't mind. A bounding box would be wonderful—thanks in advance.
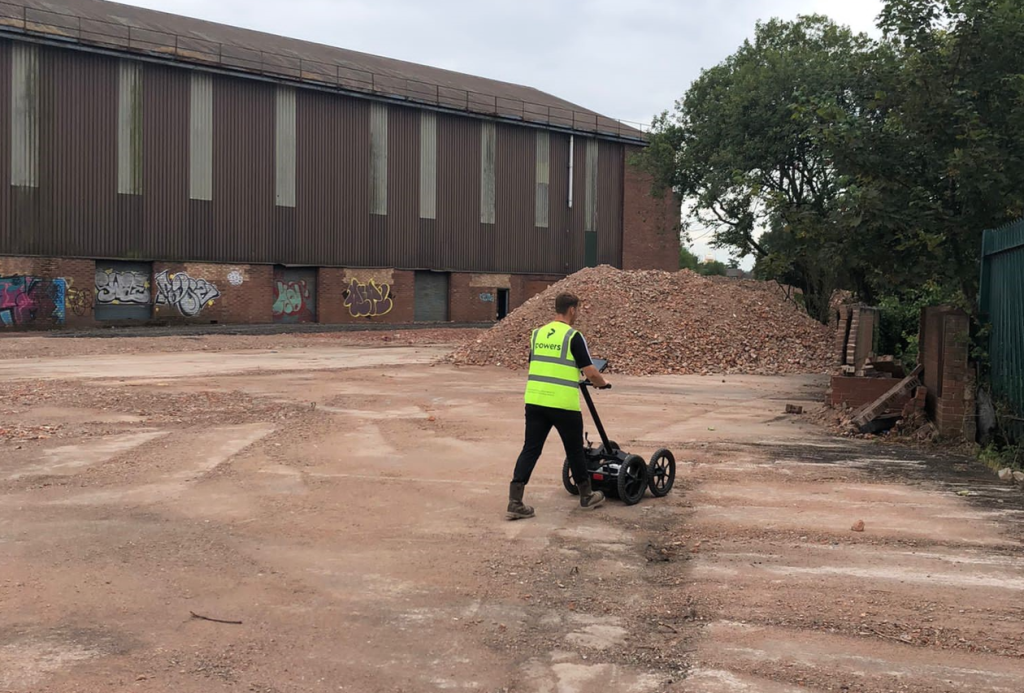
[546,327,557,338]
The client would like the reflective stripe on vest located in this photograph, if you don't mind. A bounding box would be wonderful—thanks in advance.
[524,321,581,411]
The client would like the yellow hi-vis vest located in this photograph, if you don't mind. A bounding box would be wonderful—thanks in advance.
[524,321,581,411]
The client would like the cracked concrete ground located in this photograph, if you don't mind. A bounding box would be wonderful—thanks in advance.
[1,335,1022,692]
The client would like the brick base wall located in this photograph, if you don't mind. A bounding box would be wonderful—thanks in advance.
[1,256,96,329]
[151,262,274,324]
[319,268,415,325]
[510,275,561,312]
[622,146,681,272]
[933,311,972,440]
[450,273,499,323]
[2,255,564,330]
[830,375,912,411]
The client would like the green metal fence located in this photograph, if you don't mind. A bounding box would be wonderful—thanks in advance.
[979,219,1024,440]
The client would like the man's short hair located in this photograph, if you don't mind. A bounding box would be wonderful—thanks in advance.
[555,293,580,314]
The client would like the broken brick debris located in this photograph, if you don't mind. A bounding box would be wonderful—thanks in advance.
[446,266,833,376]
[849,366,924,433]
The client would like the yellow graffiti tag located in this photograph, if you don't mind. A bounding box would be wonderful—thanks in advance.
[343,279,394,318]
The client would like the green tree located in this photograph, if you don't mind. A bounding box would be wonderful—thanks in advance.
[643,3,1024,320]
[699,260,728,277]
[818,0,1024,302]
[679,245,730,275]
[639,15,877,322]
[679,246,700,271]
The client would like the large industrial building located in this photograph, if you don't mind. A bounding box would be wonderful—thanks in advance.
[0,0,679,328]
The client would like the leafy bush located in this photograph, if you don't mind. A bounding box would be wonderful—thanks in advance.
[876,283,962,367]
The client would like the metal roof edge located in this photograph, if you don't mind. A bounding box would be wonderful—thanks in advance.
[0,13,648,145]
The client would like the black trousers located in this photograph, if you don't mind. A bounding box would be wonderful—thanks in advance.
[512,404,588,486]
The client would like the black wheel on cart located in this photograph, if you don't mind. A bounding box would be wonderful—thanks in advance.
[562,457,579,496]
[617,454,648,505]
[647,448,676,497]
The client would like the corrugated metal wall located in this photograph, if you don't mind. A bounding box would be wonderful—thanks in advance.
[143,63,189,262]
[274,86,296,208]
[495,123,535,274]
[419,110,436,220]
[1,38,628,275]
[387,105,419,269]
[597,140,624,266]
[212,74,275,263]
[980,220,1024,442]
[46,46,118,259]
[0,42,10,255]
[116,59,142,196]
[295,86,370,266]
[436,112,482,269]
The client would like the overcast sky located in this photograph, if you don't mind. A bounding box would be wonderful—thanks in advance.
[121,0,884,265]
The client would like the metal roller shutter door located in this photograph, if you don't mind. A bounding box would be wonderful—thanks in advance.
[272,266,318,323]
[414,271,449,322]
[94,261,154,321]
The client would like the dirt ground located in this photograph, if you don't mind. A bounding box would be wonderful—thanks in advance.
[1,333,1022,693]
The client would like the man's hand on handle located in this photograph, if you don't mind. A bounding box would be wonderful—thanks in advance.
[581,365,610,389]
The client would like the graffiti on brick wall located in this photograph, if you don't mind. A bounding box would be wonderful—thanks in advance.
[1,275,39,326]
[154,271,220,317]
[95,268,151,305]
[63,279,93,317]
[50,278,67,324]
[0,275,67,327]
[343,279,394,318]
[273,280,312,319]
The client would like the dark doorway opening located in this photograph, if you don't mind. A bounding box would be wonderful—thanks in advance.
[497,289,510,321]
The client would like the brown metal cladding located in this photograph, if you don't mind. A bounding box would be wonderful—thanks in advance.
[211,75,274,264]
[386,105,419,269]
[573,137,589,271]
[142,62,189,262]
[295,87,370,267]
[495,123,541,273]
[43,45,117,259]
[1,37,633,277]
[0,41,11,254]
[436,112,481,270]
[546,132,572,274]
[597,140,624,266]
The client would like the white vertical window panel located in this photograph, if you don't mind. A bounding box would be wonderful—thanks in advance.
[189,72,213,201]
[535,130,550,228]
[419,111,436,220]
[480,121,496,224]
[11,43,39,188]
[275,86,296,208]
[370,102,388,216]
[117,60,143,196]
[584,138,598,232]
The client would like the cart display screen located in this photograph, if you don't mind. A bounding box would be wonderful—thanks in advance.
[592,358,608,372]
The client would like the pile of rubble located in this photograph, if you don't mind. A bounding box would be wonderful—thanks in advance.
[447,266,833,376]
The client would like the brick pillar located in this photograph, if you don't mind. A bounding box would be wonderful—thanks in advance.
[846,308,861,368]
[622,146,681,271]
[920,305,958,421]
[935,311,971,439]
[834,304,851,366]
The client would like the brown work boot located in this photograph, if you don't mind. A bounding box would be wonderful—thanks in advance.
[577,478,606,510]
[507,482,535,520]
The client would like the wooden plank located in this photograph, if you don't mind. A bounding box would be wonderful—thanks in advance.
[850,365,924,431]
